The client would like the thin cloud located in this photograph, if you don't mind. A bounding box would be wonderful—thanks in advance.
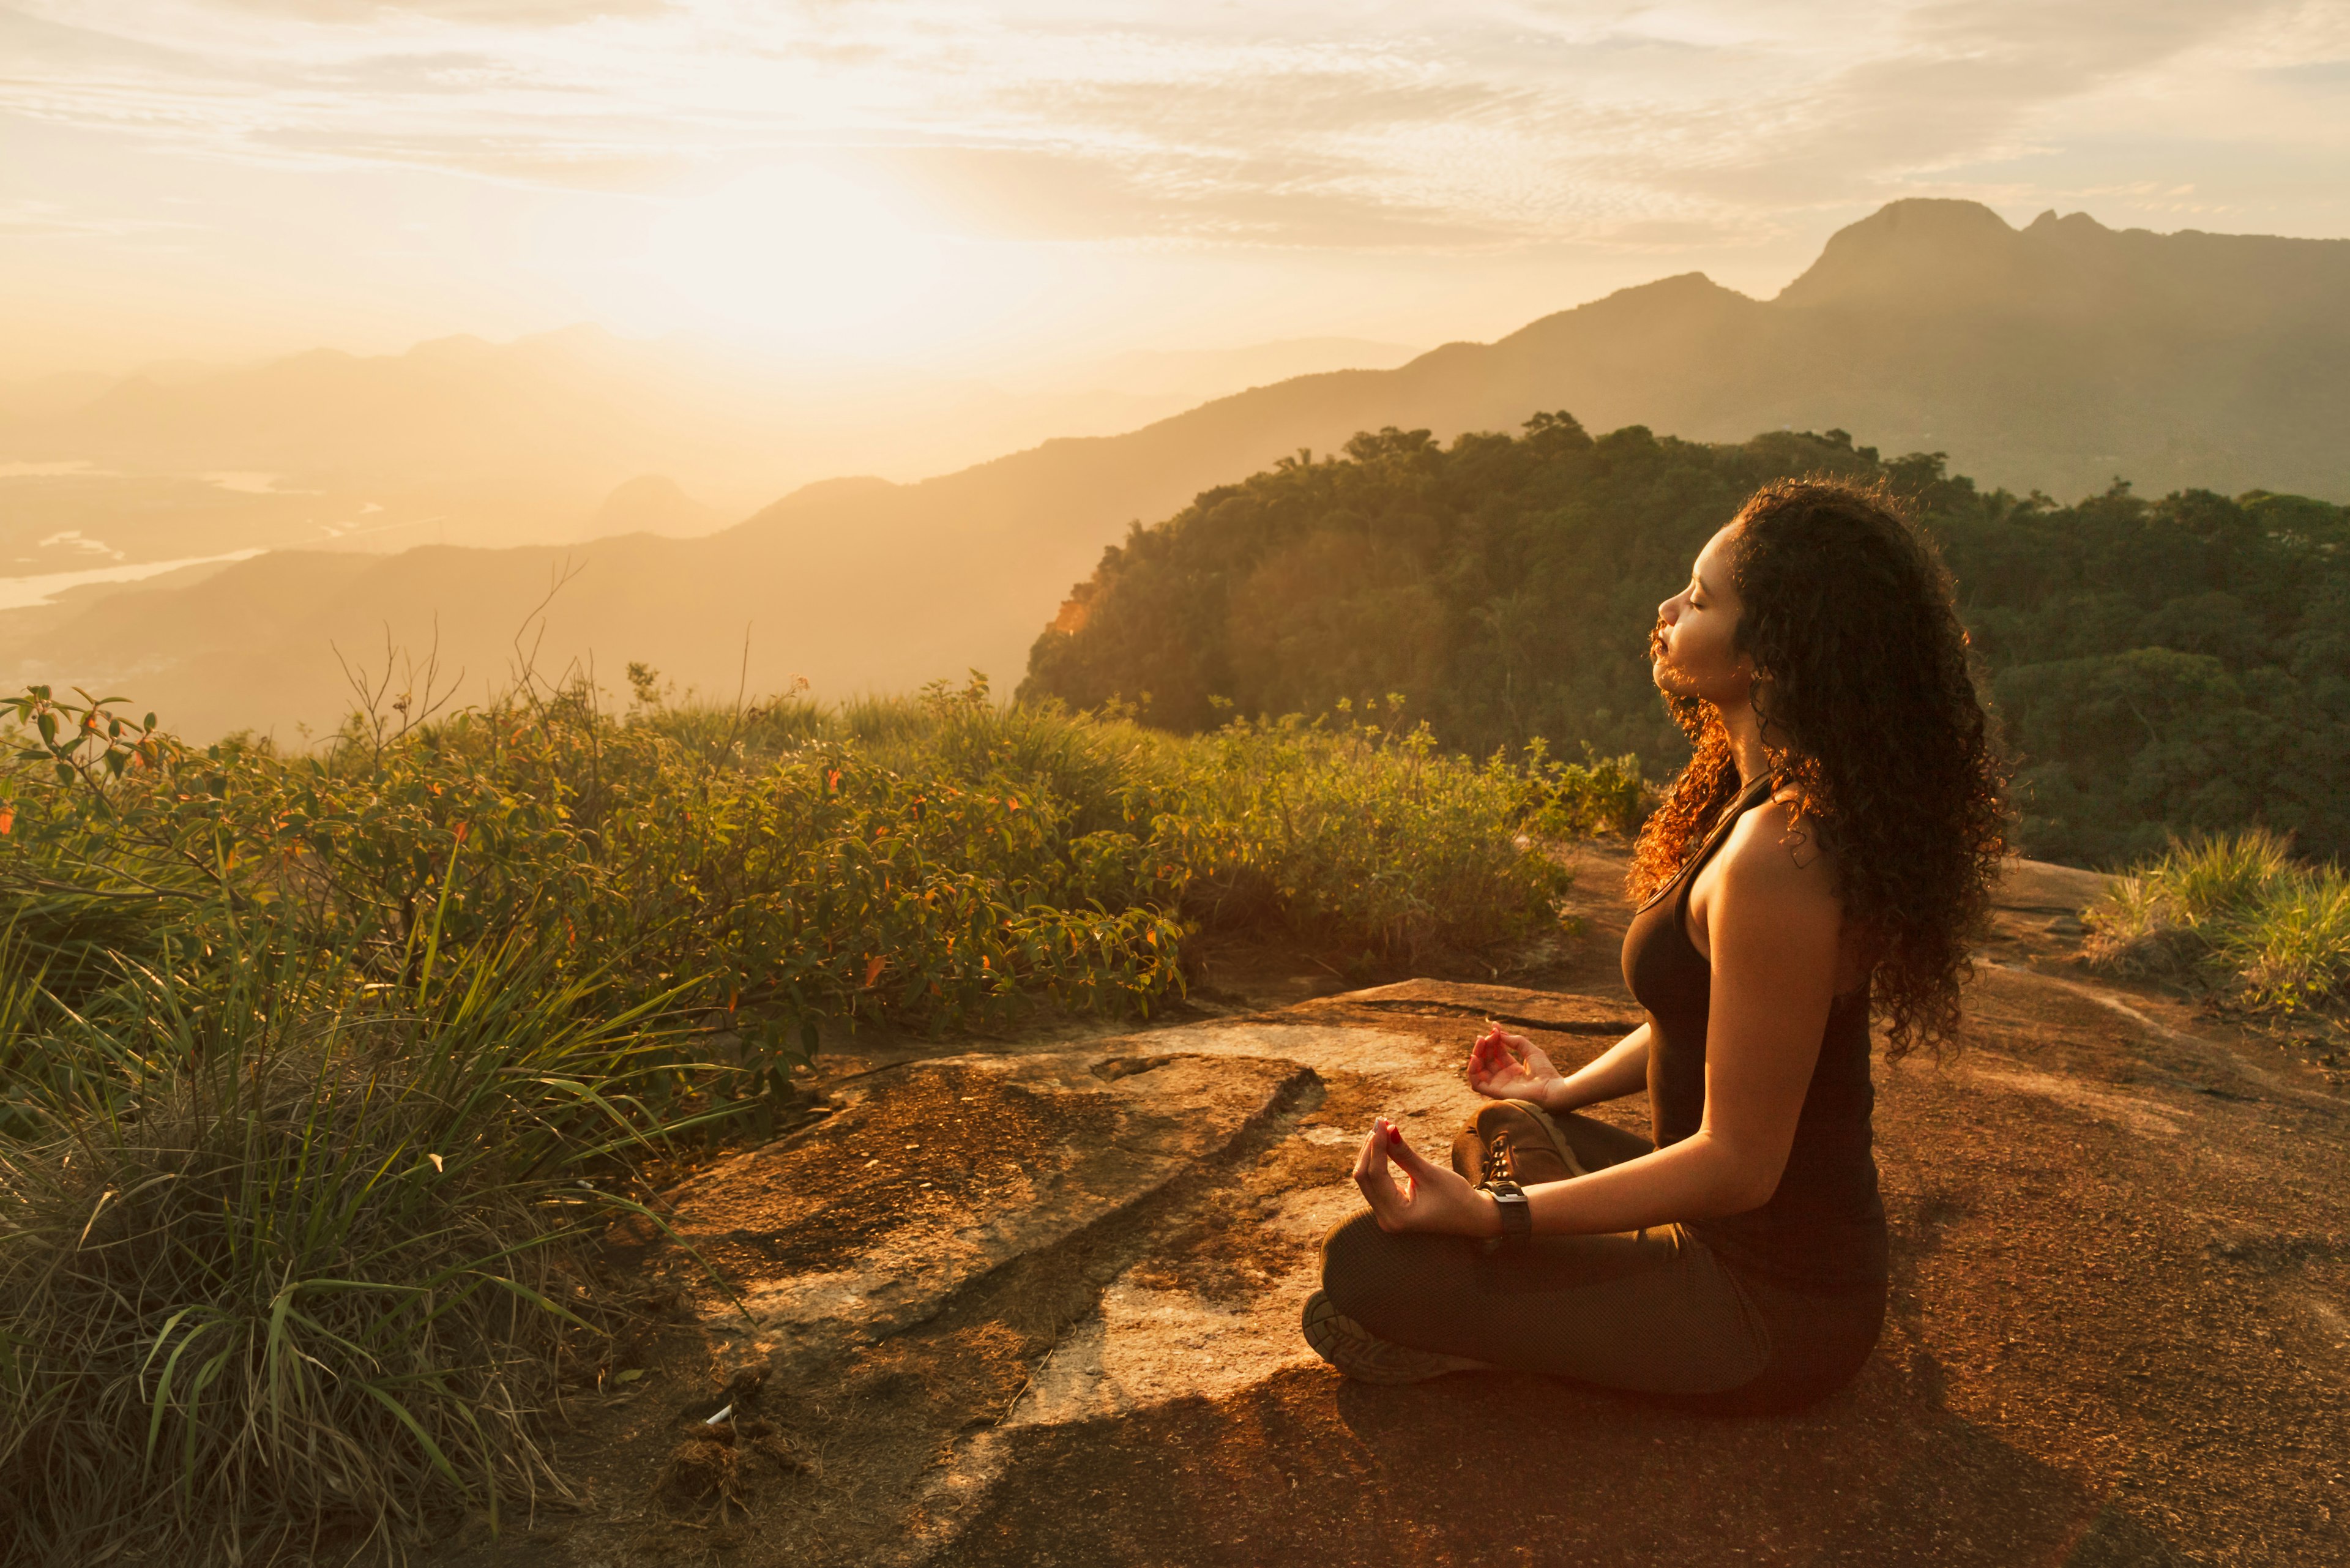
[216,0,670,21]
[0,198,195,239]
[0,0,2339,253]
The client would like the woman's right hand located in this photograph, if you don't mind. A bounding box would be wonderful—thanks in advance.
[1467,1025,1562,1103]
[1353,1117,1499,1236]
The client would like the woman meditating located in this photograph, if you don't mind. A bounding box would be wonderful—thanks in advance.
[1304,477,2004,1413]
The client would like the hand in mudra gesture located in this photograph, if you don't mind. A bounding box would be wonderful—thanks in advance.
[1466,1023,1561,1102]
[1352,1116,1496,1236]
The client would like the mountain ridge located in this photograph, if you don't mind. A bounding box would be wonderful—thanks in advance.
[8,198,2349,741]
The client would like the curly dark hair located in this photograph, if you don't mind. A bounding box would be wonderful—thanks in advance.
[1629,477,2007,1059]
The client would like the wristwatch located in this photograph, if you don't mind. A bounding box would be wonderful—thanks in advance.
[1479,1178,1531,1252]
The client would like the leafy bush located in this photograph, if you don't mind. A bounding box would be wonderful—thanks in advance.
[1524,744,1650,841]
[0,673,1595,1561]
[1158,700,1579,966]
[0,681,1188,1071]
[2084,831,2350,1015]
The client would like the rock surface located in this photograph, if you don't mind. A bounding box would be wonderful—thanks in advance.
[488,859,2349,1568]
[618,1049,1312,1381]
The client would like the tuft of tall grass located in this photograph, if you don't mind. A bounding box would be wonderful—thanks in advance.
[0,933,718,1565]
[2217,872,2350,1014]
[2084,831,2350,1015]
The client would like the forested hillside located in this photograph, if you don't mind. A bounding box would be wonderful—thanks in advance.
[1021,417,2350,867]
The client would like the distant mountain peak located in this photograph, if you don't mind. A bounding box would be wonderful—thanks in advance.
[1868,196,2015,231]
[407,334,496,361]
[1624,270,1740,297]
[1775,198,2026,309]
[1499,270,1752,349]
[2023,207,2122,244]
[585,473,718,541]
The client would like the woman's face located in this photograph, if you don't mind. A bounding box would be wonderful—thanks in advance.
[1652,523,1755,705]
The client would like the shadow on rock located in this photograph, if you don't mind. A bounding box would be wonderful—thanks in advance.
[940,1357,2190,1568]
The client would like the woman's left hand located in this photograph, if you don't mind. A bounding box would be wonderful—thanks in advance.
[1352,1116,1501,1237]
[1467,1026,1561,1102]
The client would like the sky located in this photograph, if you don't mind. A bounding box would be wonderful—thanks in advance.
[5,0,2348,381]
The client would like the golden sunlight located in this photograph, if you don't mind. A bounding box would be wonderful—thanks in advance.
[641,166,944,341]
[3,5,2348,1564]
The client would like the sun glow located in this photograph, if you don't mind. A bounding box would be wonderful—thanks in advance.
[641,166,946,345]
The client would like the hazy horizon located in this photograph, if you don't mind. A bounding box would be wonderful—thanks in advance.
[7,1,2350,744]
[8,1,2348,384]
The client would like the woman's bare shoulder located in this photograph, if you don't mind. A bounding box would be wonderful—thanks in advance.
[1716,793,1842,903]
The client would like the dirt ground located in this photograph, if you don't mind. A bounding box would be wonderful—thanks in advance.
[450,845,2349,1568]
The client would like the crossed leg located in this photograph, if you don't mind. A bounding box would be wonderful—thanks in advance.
[1315,1110,1774,1397]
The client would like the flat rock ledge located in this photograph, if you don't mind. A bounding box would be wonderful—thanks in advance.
[638,1048,1316,1378]
[548,968,2346,1568]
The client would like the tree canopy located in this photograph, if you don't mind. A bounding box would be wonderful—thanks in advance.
[1021,417,2350,867]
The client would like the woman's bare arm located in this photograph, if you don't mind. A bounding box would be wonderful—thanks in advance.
[1360,802,1841,1238]
[1540,1025,1650,1112]
[1526,801,1840,1229]
[1464,1022,1647,1108]
[1356,1109,1759,1239]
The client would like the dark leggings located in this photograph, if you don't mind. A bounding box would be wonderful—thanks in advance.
[1318,1108,1884,1414]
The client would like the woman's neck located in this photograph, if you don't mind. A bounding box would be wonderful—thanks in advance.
[1715,696,1771,788]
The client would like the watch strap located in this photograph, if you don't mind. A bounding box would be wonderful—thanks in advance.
[1479,1178,1532,1250]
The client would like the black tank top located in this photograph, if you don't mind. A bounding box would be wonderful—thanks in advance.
[1622,776,1889,1291]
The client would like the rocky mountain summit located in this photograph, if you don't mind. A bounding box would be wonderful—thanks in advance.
[476,854,2348,1567]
